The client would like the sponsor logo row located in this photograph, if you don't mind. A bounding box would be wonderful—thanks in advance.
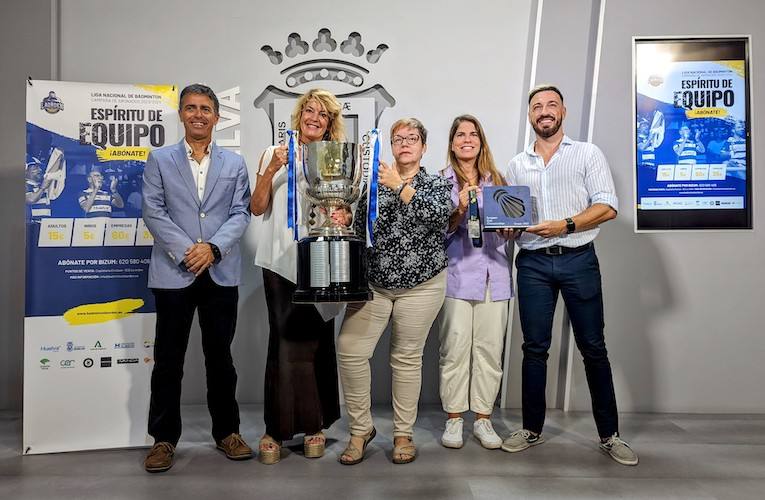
[39,339,154,353]
[39,356,153,370]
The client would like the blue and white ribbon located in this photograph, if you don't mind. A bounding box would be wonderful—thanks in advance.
[286,130,299,241]
[365,128,381,247]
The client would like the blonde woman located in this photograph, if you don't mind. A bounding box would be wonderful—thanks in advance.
[250,89,345,464]
[437,115,514,450]
[336,118,452,465]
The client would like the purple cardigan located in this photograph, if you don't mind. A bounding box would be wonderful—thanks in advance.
[441,165,513,302]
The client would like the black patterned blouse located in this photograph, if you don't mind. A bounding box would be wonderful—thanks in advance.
[354,167,453,289]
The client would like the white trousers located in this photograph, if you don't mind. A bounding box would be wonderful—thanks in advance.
[437,287,509,415]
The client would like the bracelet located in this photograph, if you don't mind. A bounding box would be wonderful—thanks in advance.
[395,183,406,196]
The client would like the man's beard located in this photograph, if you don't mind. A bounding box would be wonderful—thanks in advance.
[532,116,562,138]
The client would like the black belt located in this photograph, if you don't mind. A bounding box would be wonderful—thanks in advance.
[520,242,593,256]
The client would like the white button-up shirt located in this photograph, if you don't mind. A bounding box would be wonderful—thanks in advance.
[506,135,618,250]
[184,140,212,202]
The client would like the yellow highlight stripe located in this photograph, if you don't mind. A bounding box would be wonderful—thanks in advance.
[63,298,144,326]
[686,108,728,119]
[718,60,745,79]
[95,147,150,162]
[135,84,179,109]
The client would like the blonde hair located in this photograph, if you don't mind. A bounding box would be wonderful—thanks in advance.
[390,117,428,145]
[291,89,345,141]
[446,114,505,187]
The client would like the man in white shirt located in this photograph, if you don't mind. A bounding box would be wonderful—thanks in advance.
[502,85,638,466]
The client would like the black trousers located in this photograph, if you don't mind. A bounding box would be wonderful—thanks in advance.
[148,270,240,445]
[262,268,340,441]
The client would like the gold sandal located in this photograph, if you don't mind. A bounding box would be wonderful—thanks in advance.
[338,427,376,465]
[304,431,325,458]
[392,438,417,464]
[258,434,281,465]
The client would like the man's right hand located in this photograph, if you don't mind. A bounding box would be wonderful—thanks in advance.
[183,243,215,276]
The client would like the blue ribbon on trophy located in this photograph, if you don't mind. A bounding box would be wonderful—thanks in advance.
[286,130,299,241]
[365,128,381,247]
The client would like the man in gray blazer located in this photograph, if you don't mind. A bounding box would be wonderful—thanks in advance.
[142,84,252,473]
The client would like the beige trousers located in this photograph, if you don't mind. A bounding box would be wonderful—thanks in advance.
[437,286,509,415]
[337,270,446,437]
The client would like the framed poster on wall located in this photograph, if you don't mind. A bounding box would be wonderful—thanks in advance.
[633,36,752,231]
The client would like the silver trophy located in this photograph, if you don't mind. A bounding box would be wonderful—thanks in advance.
[302,141,363,236]
[293,141,372,303]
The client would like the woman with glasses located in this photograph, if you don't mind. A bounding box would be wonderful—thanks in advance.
[437,114,515,451]
[250,89,344,464]
[336,118,452,465]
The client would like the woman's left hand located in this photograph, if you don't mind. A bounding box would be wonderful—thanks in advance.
[498,228,523,240]
[378,161,403,190]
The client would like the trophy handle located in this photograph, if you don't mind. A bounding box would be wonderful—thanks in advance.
[354,141,365,190]
[344,142,361,204]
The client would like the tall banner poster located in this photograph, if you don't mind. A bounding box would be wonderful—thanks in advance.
[634,37,752,230]
[24,80,178,454]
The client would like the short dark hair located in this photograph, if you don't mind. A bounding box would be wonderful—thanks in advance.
[179,84,219,115]
[528,84,564,104]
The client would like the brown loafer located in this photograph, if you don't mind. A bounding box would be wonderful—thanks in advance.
[144,442,175,473]
[216,433,253,460]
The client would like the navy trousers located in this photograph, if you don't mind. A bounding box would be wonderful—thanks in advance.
[516,245,618,438]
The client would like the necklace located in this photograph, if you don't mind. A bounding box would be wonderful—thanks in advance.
[465,172,479,187]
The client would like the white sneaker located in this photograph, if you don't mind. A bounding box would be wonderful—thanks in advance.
[441,417,464,449]
[473,419,502,449]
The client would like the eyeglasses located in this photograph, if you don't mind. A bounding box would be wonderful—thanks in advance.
[391,135,421,146]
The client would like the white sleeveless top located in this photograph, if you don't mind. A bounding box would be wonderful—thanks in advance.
[253,145,312,283]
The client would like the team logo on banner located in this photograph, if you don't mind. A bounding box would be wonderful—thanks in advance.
[255,28,396,145]
[41,91,64,114]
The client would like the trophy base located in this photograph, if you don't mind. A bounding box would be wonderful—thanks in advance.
[294,236,373,304]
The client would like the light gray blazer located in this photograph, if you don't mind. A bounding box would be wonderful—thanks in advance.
[142,140,251,289]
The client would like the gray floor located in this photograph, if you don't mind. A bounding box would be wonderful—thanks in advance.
[1,405,764,500]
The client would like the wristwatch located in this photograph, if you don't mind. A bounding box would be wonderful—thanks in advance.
[394,183,406,196]
[208,242,222,262]
[565,217,576,234]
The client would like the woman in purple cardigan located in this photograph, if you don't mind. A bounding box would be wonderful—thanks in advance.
[438,114,515,450]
